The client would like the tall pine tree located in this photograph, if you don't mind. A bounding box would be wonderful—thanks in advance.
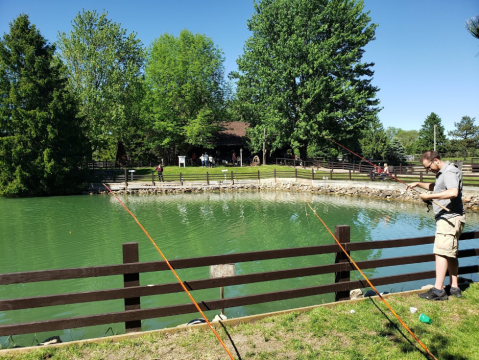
[0,15,88,196]
[359,118,388,160]
[415,112,448,154]
[386,138,407,164]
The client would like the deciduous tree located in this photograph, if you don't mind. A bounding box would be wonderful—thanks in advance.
[0,15,87,196]
[143,30,228,155]
[57,10,145,159]
[395,129,418,155]
[232,0,381,159]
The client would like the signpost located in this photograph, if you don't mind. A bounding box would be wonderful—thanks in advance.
[210,264,235,316]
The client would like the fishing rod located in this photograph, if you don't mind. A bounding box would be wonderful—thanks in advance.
[103,184,235,360]
[304,201,438,360]
[324,135,449,213]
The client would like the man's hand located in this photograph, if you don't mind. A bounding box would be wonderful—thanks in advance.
[407,182,419,190]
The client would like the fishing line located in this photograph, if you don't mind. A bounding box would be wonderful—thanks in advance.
[103,184,235,360]
[323,136,449,213]
[304,201,437,360]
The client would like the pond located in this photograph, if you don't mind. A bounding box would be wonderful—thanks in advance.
[1,192,478,347]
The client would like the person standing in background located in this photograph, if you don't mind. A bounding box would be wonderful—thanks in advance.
[156,163,164,182]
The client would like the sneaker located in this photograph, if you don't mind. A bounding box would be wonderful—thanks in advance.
[446,285,463,298]
[418,287,448,301]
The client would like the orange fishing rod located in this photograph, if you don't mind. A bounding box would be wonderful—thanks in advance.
[103,184,235,360]
[324,136,449,213]
[305,201,437,360]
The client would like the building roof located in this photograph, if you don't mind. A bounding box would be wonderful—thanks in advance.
[216,121,249,146]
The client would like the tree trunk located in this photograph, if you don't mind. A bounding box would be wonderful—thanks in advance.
[299,144,308,161]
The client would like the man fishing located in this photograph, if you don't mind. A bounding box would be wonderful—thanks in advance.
[408,150,465,301]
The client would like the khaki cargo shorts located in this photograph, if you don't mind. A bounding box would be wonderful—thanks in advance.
[434,215,465,258]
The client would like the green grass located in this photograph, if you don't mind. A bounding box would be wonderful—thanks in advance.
[145,164,289,175]
[2,283,478,359]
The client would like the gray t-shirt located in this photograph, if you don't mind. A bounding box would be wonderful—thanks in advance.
[433,161,464,219]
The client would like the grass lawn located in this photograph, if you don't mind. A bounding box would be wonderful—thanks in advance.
[2,283,478,359]
[141,164,292,175]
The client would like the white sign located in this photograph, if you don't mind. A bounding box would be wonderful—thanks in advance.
[210,264,235,278]
[178,156,186,168]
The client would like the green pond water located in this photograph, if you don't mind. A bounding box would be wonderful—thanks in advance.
[1,192,478,347]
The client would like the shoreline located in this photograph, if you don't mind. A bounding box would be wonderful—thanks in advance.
[87,179,479,213]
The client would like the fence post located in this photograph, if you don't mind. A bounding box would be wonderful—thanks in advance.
[152,172,155,186]
[394,169,398,181]
[349,169,351,181]
[420,171,423,182]
[369,170,373,181]
[180,172,183,186]
[295,168,298,181]
[400,163,402,174]
[334,225,350,302]
[330,169,333,180]
[359,162,361,173]
[123,242,141,332]
[124,168,128,190]
[207,172,209,185]
[231,171,234,185]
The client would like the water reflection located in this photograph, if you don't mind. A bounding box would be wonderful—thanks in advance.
[0,192,478,346]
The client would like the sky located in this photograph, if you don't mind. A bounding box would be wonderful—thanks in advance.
[1,0,478,134]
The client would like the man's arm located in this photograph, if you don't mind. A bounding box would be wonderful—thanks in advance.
[407,182,435,191]
[418,188,458,201]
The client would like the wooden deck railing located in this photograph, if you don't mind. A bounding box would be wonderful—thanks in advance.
[1,228,478,337]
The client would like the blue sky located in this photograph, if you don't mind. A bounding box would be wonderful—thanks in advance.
[1,0,478,134]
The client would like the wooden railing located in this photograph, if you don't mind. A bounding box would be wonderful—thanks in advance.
[1,228,478,337]
[92,168,479,188]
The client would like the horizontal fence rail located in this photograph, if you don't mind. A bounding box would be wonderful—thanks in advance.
[89,164,479,188]
[1,229,478,337]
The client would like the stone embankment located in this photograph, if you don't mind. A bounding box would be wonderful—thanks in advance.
[88,179,479,212]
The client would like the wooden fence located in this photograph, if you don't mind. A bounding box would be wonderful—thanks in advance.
[1,228,478,337]
[91,167,479,188]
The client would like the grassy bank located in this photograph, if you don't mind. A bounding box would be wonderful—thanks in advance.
[2,283,478,359]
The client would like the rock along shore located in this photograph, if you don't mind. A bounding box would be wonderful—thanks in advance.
[87,178,479,213]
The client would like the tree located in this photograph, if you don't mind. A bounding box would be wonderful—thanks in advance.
[465,15,479,40]
[415,112,448,154]
[358,119,388,160]
[0,15,88,196]
[232,0,381,159]
[395,129,418,155]
[386,138,407,164]
[143,29,228,156]
[447,116,479,158]
[57,10,145,159]
[385,127,400,141]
